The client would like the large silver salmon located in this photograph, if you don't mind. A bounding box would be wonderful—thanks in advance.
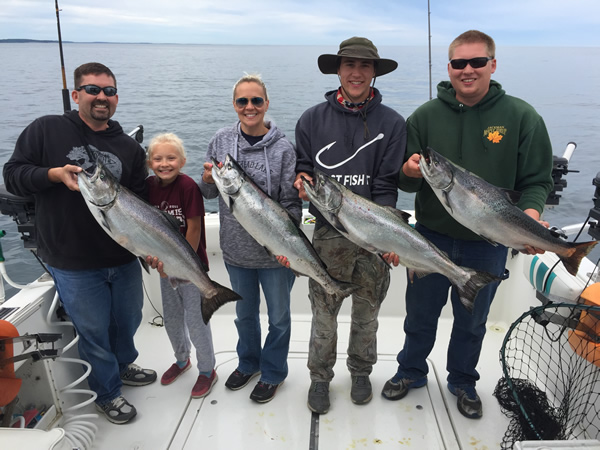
[419,146,597,276]
[211,154,359,302]
[302,170,499,312]
[77,160,241,324]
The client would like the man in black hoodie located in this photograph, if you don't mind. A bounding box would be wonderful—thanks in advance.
[3,62,156,425]
[294,37,407,414]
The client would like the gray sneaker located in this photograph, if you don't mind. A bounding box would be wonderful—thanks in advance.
[381,375,427,400]
[308,381,330,414]
[120,363,157,386]
[351,375,372,404]
[95,395,137,424]
[448,384,482,419]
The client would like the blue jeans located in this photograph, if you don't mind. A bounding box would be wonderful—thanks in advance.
[396,224,508,387]
[225,263,295,385]
[48,260,143,405]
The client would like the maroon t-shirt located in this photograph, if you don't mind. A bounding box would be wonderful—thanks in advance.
[147,173,209,270]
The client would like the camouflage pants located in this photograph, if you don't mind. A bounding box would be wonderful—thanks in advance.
[308,223,390,382]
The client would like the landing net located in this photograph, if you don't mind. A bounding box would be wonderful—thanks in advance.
[494,302,600,449]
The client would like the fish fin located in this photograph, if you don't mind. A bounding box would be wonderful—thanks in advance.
[456,269,501,313]
[501,188,522,204]
[201,282,242,324]
[377,254,393,270]
[99,210,112,232]
[159,210,183,232]
[559,240,598,276]
[441,191,453,214]
[478,235,499,246]
[413,270,433,279]
[330,216,348,235]
[385,206,411,224]
[138,257,150,274]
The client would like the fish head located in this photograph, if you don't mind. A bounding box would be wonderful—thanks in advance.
[77,159,119,208]
[302,170,343,213]
[210,154,244,196]
[419,146,455,191]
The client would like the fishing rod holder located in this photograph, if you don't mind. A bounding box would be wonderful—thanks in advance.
[546,142,579,206]
[588,172,600,241]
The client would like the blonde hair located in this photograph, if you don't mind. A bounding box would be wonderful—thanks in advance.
[232,73,269,101]
[147,133,186,161]
[448,30,496,60]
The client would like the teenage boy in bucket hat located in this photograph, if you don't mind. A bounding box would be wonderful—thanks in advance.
[293,36,407,414]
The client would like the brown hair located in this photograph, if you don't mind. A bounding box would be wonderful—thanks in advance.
[74,62,117,89]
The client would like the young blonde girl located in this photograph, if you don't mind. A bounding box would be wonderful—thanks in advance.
[146,133,217,397]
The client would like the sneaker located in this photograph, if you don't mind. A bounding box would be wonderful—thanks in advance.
[250,381,281,403]
[95,395,137,424]
[448,384,482,419]
[225,369,260,391]
[192,370,218,398]
[351,375,372,404]
[161,359,191,385]
[121,363,157,386]
[381,374,427,400]
[307,381,330,414]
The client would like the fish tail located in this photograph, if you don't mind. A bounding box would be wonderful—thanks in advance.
[456,270,501,313]
[330,278,361,302]
[201,282,242,324]
[560,240,598,277]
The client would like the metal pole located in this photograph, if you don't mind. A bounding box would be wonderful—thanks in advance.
[55,0,71,112]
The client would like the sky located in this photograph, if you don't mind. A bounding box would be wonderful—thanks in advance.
[1,0,600,47]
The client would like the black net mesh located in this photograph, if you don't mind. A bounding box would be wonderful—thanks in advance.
[494,302,600,449]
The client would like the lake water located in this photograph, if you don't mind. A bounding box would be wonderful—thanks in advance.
[1,43,599,295]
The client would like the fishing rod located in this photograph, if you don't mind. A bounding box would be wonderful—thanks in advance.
[55,0,70,112]
[428,0,432,100]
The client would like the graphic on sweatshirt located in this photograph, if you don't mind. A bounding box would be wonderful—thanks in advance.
[67,145,124,180]
[483,126,506,144]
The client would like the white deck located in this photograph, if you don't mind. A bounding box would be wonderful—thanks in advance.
[88,312,510,450]
[3,213,598,449]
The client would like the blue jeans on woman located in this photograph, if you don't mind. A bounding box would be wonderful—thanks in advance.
[48,259,143,405]
[396,224,508,388]
[225,263,295,385]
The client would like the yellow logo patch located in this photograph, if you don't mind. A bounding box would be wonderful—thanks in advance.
[483,126,506,144]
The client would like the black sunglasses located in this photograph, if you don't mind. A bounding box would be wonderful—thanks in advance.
[76,84,118,97]
[235,97,265,108]
[449,57,493,70]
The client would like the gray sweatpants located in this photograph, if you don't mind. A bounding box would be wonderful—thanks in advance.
[307,224,390,382]
[160,277,216,373]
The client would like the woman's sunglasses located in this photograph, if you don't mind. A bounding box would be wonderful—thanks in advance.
[235,97,265,108]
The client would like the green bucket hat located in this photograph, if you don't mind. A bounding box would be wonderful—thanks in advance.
[318,36,398,77]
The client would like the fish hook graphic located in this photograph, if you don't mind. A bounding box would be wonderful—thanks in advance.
[315,133,384,169]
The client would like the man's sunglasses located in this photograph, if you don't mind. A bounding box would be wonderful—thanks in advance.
[449,57,493,70]
[76,85,118,97]
[235,97,265,108]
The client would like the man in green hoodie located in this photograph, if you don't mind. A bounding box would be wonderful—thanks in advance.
[381,30,553,419]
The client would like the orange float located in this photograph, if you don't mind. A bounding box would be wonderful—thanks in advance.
[0,320,23,408]
[568,283,600,366]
